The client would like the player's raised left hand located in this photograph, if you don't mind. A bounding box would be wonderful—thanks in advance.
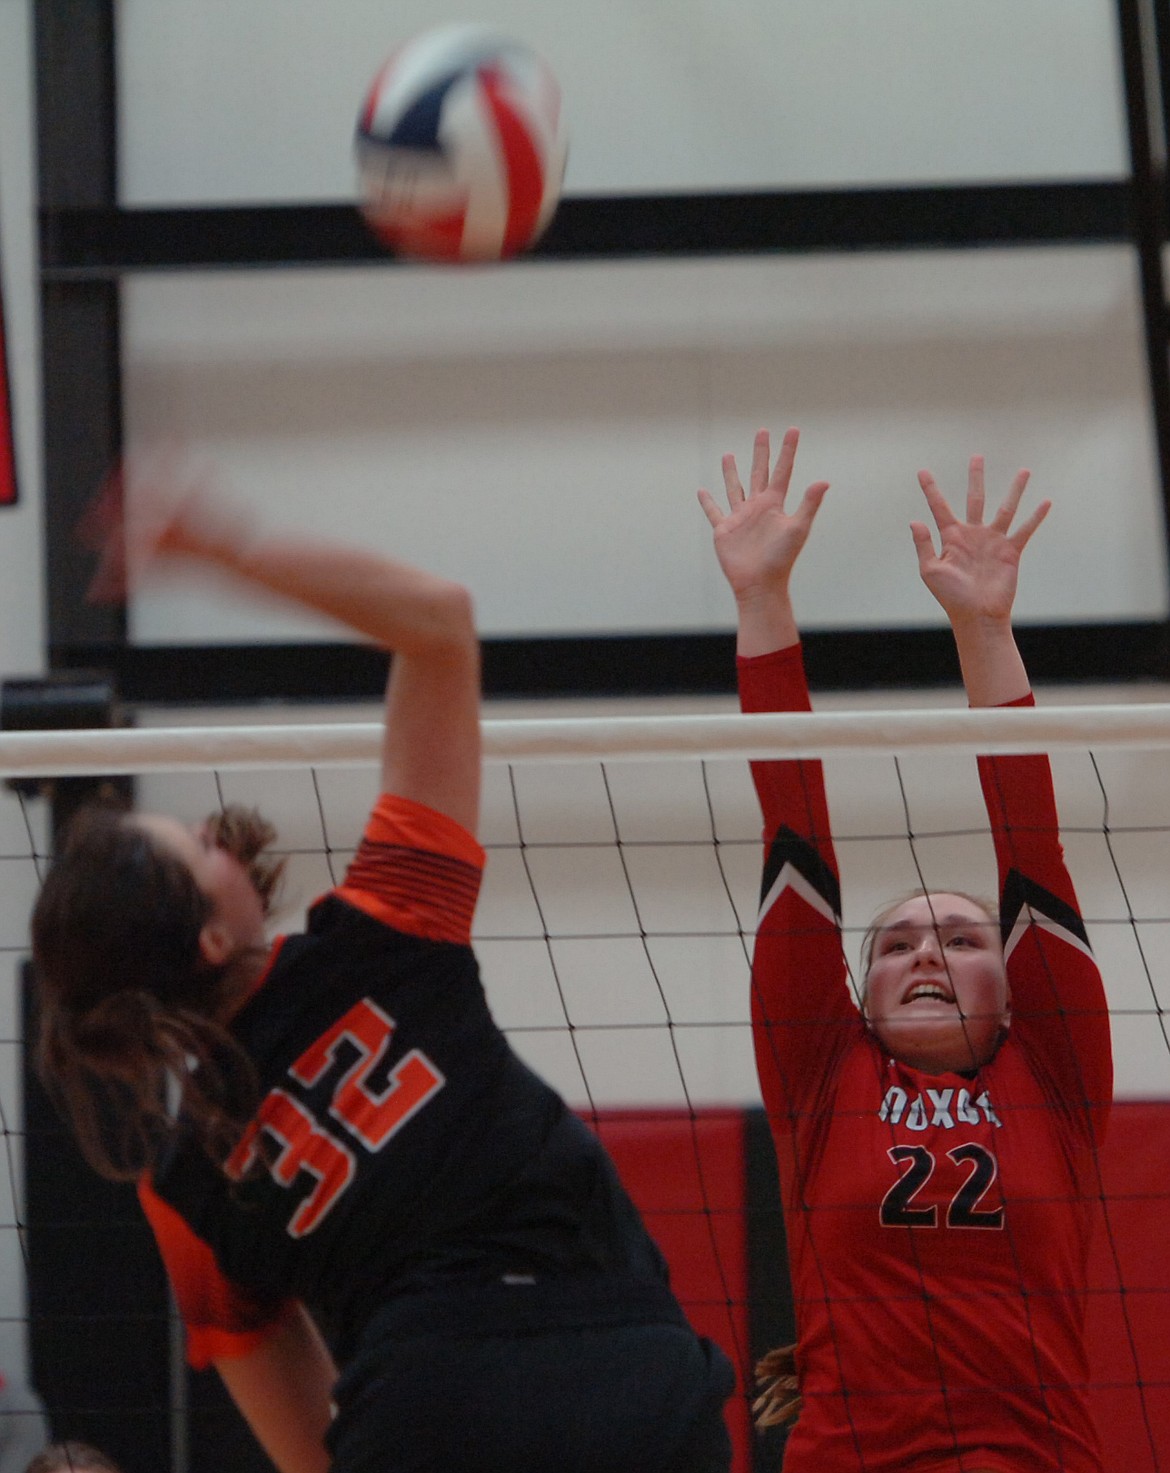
[912,455,1050,626]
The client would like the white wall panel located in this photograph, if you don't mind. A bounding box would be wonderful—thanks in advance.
[116,0,1128,203]
[123,246,1166,644]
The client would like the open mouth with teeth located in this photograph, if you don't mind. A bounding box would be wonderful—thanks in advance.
[903,983,956,1005]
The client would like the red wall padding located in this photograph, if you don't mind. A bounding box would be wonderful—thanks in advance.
[595,1112,753,1471]
[598,1102,1170,1473]
[1084,1100,1170,1473]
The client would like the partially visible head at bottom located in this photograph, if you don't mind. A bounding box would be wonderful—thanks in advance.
[24,1443,123,1473]
[860,890,1009,1076]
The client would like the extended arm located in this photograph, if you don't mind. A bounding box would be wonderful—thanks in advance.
[977,746,1111,1135]
[913,458,1111,1133]
[84,470,481,836]
[214,1304,337,1473]
[138,1179,336,1472]
[701,431,854,1121]
[698,427,828,658]
[699,428,837,856]
[207,534,480,837]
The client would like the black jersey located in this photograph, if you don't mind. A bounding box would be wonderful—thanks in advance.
[139,795,679,1369]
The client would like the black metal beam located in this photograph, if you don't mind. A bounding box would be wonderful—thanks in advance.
[745,1108,794,1473]
[1152,0,1170,171]
[23,967,173,1471]
[0,238,18,506]
[29,10,169,1472]
[1116,0,1170,596]
[46,621,1170,706]
[35,0,125,653]
[39,182,1132,278]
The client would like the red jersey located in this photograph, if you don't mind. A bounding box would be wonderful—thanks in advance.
[741,646,1112,1473]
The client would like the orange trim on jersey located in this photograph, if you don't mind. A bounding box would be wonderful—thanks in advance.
[363,792,485,868]
[336,792,485,946]
[138,1177,294,1370]
[189,1310,299,1369]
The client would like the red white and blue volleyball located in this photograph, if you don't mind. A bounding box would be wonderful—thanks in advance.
[355,26,567,263]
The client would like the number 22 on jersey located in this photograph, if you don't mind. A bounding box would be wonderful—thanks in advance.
[225,998,445,1238]
[880,1143,1005,1230]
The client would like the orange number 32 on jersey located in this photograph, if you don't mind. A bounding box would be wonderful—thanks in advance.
[225,998,446,1238]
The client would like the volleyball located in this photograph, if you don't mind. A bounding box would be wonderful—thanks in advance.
[355,26,567,263]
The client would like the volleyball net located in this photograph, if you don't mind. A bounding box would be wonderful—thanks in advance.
[1,703,1168,1472]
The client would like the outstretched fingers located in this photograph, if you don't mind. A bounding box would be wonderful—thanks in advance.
[697,485,723,528]
[966,454,986,525]
[916,470,958,532]
[750,428,772,499]
[696,449,748,528]
[700,425,798,525]
[1008,494,1051,552]
[700,426,819,529]
[793,478,831,531]
[721,449,747,507]
[990,468,1031,532]
[766,427,800,503]
[908,519,937,573]
[921,461,1040,542]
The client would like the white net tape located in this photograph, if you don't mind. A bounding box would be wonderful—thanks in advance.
[5,702,1170,776]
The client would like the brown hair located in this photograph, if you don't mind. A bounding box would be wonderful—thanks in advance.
[24,1442,123,1473]
[31,805,280,1182]
[859,888,1000,991]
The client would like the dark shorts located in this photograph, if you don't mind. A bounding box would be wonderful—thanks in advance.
[327,1320,735,1473]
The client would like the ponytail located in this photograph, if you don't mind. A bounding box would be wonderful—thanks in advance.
[32,806,262,1181]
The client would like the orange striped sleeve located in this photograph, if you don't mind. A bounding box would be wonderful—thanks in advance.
[138,1178,296,1369]
[336,792,485,945]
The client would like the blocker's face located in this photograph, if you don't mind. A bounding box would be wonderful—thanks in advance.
[863,892,1009,1075]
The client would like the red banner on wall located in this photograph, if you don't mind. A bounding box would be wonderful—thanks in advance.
[0,274,17,506]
